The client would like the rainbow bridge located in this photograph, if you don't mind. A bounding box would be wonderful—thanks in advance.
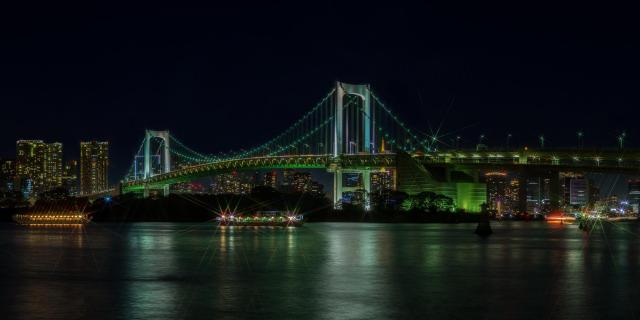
[121,82,640,211]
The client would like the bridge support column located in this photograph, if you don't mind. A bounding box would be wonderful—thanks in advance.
[333,169,343,209]
[162,185,170,197]
[143,185,150,198]
[143,130,171,179]
[332,169,372,211]
[362,169,371,211]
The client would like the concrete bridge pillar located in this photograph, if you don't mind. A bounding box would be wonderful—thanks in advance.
[362,170,371,210]
[333,169,343,208]
[332,168,372,210]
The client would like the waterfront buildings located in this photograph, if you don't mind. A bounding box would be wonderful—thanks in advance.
[79,141,109,195]
[62,160,78,196]
[263,170,277,188]
[0,158,16,193]
[628,179,640,213]
[371,169,395,195]
[211,172,244,194]
[485,172,507,213]
[15,140,64,197]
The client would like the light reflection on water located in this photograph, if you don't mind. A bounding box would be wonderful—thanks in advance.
[1,222,640,319]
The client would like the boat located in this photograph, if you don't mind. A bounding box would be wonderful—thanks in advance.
[604,215,639,222]
[13,199,92,226]
[545,211,577,224]
[216,211,303,227]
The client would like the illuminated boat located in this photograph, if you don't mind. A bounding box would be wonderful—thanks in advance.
[13,199,91,226]
[216,211,303,227]
[545,212,577,224]
[13,212,91,226]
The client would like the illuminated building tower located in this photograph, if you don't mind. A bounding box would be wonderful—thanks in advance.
[263,170,278,188]
[16,140,46,196]
[485,172,507,213]
[560,172,584,207]
[45,142,63,190]
[628,179,640,213]
[282,169,294,188]
[526,177,541,214]
[371,169,394,195]
[62,160,78,196]
[291,172,312,192]
[16,140,63,196]
[309,181,324,196]
[0,158,16,192]
[569,177,588,206]
[212,172,241,194]
[540,177,554,214]
[504,178,520,214]
[80,141,109,195]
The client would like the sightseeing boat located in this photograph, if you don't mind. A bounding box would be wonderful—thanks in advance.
[216,211,303,227]
[13,199,92,226]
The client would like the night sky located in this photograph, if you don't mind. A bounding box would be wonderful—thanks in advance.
[1,2,639,184]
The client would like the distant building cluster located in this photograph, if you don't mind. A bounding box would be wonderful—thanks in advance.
[200,169,325,196]
[484,170,637,217]
[0,140,109,200]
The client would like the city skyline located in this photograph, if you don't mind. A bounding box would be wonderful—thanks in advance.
[1,3,639,181]
[2,4,640,319]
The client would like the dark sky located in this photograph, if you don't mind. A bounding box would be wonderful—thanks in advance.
[1,2,639,182]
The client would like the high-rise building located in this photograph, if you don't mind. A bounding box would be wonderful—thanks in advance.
[560,172,584,207]
[46,142,63,190]
[263,171,278,188]
[526,177,542,214]
[0,158,16,192]
[291,172,312,193]
[485,172,507,213]
[16,140,63,197]
[62,160,78,196]
[628,179,640,213]
[282,169,294,188]
[371,169,394,195]
[504,178,520,214]
[569,177,588,206]
[80,141,109,195]
[212,172,242,194]
[308,181,324,196]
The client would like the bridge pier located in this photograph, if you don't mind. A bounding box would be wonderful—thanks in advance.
[141,184,170,198]
[333,169,343,209]
[332,168,372,210]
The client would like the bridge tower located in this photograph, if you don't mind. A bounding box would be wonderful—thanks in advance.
[332,82,374,209]
[143,130,171,197]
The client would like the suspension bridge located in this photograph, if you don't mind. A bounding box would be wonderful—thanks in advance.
[120,82,640,212]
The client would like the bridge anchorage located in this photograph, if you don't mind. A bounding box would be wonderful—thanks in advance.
[121,81,640,213]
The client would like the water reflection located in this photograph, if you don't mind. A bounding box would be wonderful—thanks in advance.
[2,222,640,319]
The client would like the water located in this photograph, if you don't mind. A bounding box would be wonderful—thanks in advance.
[1,221,639,319]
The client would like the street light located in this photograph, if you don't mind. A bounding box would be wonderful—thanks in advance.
[618,131,626,150]
[506,133,512,150]
[456,136,461,150]
[577,131,583,149]
[539,135,545,149]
